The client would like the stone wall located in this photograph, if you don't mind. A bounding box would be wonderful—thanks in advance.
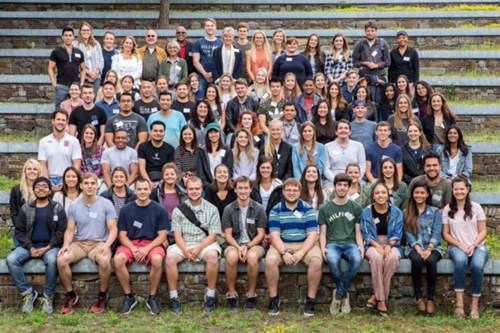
[0,114,52,135]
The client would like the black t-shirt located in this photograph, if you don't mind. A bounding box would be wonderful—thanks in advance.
[133,99,160,121]
[372,206,389,236]
[138,141,175,181]
[118,201,169,240]
[50,46,85,86]
[172,100,195,121]
[69,105,107,141]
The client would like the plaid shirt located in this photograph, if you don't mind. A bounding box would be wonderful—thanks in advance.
[81,145,105,177]
[324,51,353,83]
[171,199,222,246]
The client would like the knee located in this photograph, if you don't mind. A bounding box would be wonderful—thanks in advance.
[97,255,112,269]
[265,255,279,267]
[6,253,17,266]
[308,258,323,272]
[165,255,178,268]
[225,251,239,266]
[113,254,128,268]
[246,252,260,265]
[57,255,70,268]
[204,251,219,265]
[149,255,164,270]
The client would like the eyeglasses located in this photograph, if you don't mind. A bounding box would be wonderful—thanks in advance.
[34,184,49,190]
[176,31,186,35]
[147,35,156,37]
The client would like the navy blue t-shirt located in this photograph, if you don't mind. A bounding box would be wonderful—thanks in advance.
[366,142,402,179]
[31,205,51,248]
[118,201,168,240]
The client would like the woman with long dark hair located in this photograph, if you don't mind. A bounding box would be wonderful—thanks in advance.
[302,33,326,76]
[188,99,216,147]
[204,164,237,218]
[326,82,349,121]
[387,94,421,146]
[422,92,457,149]
[402,123,430,184]
[205,84,226,130]
[362,158,407,209]
[377,83,398,122]
[53,167,82,215]
[174,125,200,186]
[300,165,329,214]
[438,125,472,179]
[312,99,336,144]
[324,33,353,85]
[80,124,105,180]
[412,80,434,120]
[251,156,282,210]
[100,166,135,215]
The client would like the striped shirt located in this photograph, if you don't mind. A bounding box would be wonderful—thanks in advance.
[269,199,317,243]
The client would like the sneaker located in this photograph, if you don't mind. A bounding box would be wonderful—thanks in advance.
[268,296,281,316]
[329,289,341,316]
[245,296,257,311]
[61,291,79,314]
[304,297,316,317]
[226,293,238,312]
[90,293,109,314]
[39,296,53,315]
[203,295,216,313]
[340,292,351,314]
[169,297,182,314]
[146,296,161,315]
[21,290,38,314]
[120,294,137,315]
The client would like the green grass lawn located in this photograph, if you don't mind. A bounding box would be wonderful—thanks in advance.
[464,130,500,143]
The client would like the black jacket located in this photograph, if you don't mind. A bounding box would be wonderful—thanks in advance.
[197,145,234,187]
[421,115,456,145]
[259,141,293,181]
[100,186,136,206]
[402,143,428,185]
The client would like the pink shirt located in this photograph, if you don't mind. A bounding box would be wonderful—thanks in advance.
[442,201,486,247]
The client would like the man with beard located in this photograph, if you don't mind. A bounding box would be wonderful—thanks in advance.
[102,130,139,188]
[69,84,107,144]
[226,78,259,134]
[294,78,321,123]
[133,80,160,121]
[171,82,196,121]
[146,91,186,148]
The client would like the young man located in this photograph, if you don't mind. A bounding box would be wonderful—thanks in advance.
[225,78,259,133]
[96,80,120,118]
[57,173,117,314]
[165,177,222,314]
[294,77,322,123]
[146,91,187,148]
[407,151,452,210]
[138,121,175,185]
[280,102,301,146]
[48,26,86,108]
[137,29,167,82]
[319,173,364,316]
[341,70,359,104]
[257,78,285,135]
[233,22,251,80]
[6,177,67,314]
[388,30,420,85]
[174,25,194,74]
[133,80,160,121]
[265,178,323,317]
[350,99,377,150]
[192,18,223,92]
[222,176,267,311]
[101,129,139,187]
[171,82,196,121]
[104,92,148,149]
[365,121,403,184]
[114,178,169,315]
[69,83,107,144]
[38,109,82,190]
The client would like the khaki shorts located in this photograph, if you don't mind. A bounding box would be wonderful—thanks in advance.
[224,245,266,260]
[266,242,322,266]
[69,240,106,263]
[167,242,221,262]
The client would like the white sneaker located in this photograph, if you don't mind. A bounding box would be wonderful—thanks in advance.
[340,292,351,314]
[329,289,341,316]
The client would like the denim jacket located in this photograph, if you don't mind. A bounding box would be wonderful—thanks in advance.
[404,205,444,257]
[360,204,403,250]
[437,146,473,179]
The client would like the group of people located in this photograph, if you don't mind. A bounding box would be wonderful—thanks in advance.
[6,18,488,319]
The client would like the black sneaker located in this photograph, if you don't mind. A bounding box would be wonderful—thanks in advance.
[169,297,182,314]
[146,296,161,315]
[226,295,238,312]
[268,296,281,316]
[120,294,137,315]
[203,295,216,313]
[245,296,257,311]
[304,297,316,317]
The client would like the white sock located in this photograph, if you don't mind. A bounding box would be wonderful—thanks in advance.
[169,290,178,299]
[206,288,216,297]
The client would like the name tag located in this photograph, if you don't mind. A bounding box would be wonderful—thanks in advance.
[116,121,124,128]
[92,159,100,166]
[89,212,98,218]
[220,149,226,157]
[188,52,193,56]
[331,150,342,156]
[87,50,92,57]
[293,211,303,218]
[151,107,158,113]
[373,217,380,224]
[262,93,269,100]
[254,135,260,142]
[91,119,99,126]
[432,193,442,202]
[53,215,59,222]
[75,53,81,58]
[277,153,281,159]
[175,65,182,71]
[350,192,360,200]
[183,108,190,114]
[234,49,240,53]
[286,57,293,62]
[371,50,378,57]
[133,220,143,229]
[381,155,390,160]
[113,109,119,114]
[291,134,299,140]
[247,218,255,225]
[270,102,277,107]
[403,56,410,61]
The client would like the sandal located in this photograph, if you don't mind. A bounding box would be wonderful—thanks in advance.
[377,301,388,317]
[455,305,465,318]
[366,295,376,309]
[470,308,480,320]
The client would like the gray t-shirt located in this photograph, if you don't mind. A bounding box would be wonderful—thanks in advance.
[101,146,138,175]
[238,206,251,244]
[68,196,117,242]
[104,112,148,148]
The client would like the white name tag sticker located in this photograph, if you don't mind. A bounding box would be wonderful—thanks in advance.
[116,121,124,128]
[234,49,240,53]
[53,215,59,222]
[293,211,303,218]
[291,134,299,140]
[91,119,99,126]
[277,153,281,159]
[350,192,360,200]
[188,52,193,56]
[183,108,190,113]
[89,212,98,218]
[286,57,293,62]
[113,109,119,114]
[373,217,380,224]
[247,218,255,225]
[220,149,226,157]
[133,220,143,229]
[381,155,390,160]
[262,93,269,100]
[75,53,81,58]
[270,102,277,107]
[403,56,410,61]
[371,51,378,57]
[151,107,158,113]
[254,135,260,142]
[175,65,182,71]
[432,193,442,202]
[345,212,354,221]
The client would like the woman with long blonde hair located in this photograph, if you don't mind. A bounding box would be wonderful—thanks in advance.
[291,121,327,179]
[246,30,273,83]
[111,36,142,89]
[74,21,104,91]
[325,33,353,84]
[388,94,421,146]
[271,29,286,63]
[232,128,259,181]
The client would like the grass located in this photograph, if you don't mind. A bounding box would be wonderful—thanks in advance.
[0,230,14,258]
[0,132,46,143]
[0,176,18,192]
[471,180,500,193]
[450,42,500,51]
[423,71,499,78]
[464,130,500,143]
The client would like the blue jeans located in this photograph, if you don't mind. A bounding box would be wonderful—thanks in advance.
[326,243,362,298]
[55,83,69,109]
[448,245,489,297]
[6,246,59,298]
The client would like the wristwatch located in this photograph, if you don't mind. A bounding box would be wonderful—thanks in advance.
[280,249,287,255]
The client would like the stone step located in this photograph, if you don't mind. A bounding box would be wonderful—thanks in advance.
[0,28,497,50]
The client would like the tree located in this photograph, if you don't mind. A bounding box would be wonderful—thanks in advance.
[159,0,171,28]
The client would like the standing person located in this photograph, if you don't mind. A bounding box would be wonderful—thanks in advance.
[222,176,267,311]
[272,37,313,87]
[133,80,160,121]
[325,33,353,85]
[265,179,323,317]
[101,130,139,188]
[387,94,421,146]
[6,177,67,315]
[404,180,443,316]
[326,82,349,122]
[57,173,118,314]
[422,93,457,149]
[311,99,336,145]
[352,21,391,104]
[225,78,259,134]
[101,31,118,84]
[260,120,293,181]
[174,125,201,184]
[174,26,194,74]
[52,166,82,215]
[413,80,434,120]
[137,29,167,83]
[38,109,82,190]
[193,18,223,93]
[172,81,196,121]
[302,34,326,76]
[271,29,286,63]
[360,183,403,317]
[350,100,377,150]
[438,125,473,180]
[114,178,168,315]
[60,82,84,117]
[292,122,327,179]
[388,31,420,85]
[204,164,237,219]
[443,176,489,319]
[246,30,273,83]
[402,123,430,184]
[233,22,251,80]
[165,177,222,314]
[73,21,103,92]
[48,26,86,108]
[319,173,364,316]
[111,36,142,89]
[159,40,188,89]
[212,26,243,83]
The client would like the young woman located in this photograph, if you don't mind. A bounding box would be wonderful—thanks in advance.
[302,33,326,76]
[111,36,142,89]
[261,119,294,181]
[158,40,188,88]
[292,121,327,179]
[396,75,413,99]
[204,164,237,218]
[377,83,398,122]
[205,84,226,130]
[150,163,187,220]
[96,69,121,102]
[361,183,403,317]
[188,99,216,147]
[173,125,197,177]
[248,67,271,102]
[413,80,434,120]
[155,75,169,95]
[443,177,489,319]
[251,156,282,209]
[351,86,377,122]
[313,73,327,99]
[74,21,104,91]
[60,82,83,116]
[188,72,204,102]
[232,110,265,151]
[80,124,105,180]
[281,72,301,102]
[422,92,457,149]
[402,123,430,184]
[439,125,472,179]
[100,166,135,216]
[271,29,286,63]
[312,99,336,144]
[324,33,353,85]
[404,180,443,316]
[232,128,259,181]
[326,82,349,121]
[53,167,82,215]
[387,94,421,146]
[362,158,407,209]
[272,37,313,87]
[345,163,362,204]
[217,73,236,105]
[246,30,273,83]
[300,164,329,214]
[117,75,140,101]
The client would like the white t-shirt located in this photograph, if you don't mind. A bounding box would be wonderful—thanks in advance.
[38,133,82,177]
[442,201,486,247]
